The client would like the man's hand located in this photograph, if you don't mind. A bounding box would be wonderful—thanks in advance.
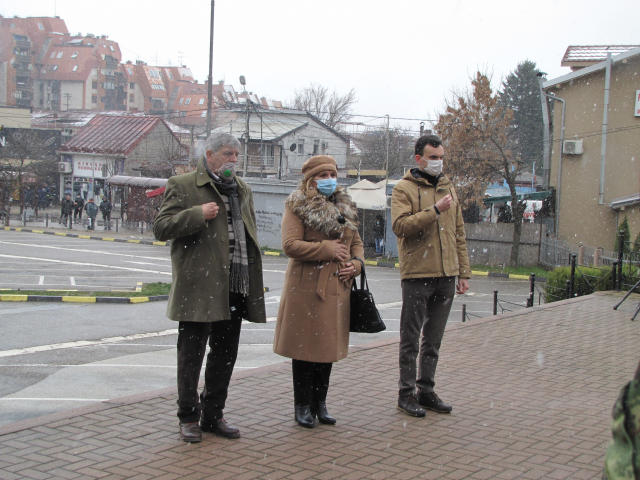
[434,194,453,213]
[456,278,469,295]
[338,261,356,282]
[202,202,219,220]
[331,239,350,262]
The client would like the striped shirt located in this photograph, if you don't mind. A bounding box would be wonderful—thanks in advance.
[220,194,235,263]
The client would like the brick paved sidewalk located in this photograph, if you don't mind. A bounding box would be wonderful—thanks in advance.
[0,292,638,479]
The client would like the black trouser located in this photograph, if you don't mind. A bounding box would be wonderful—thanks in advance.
[176,293,244,423]
[74,208,83,220]
[399,277,456,396]
[102,212,111,229]
[87,216,96,230]
[292,359,333,406]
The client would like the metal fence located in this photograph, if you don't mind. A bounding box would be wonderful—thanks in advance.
[539,236,618,269]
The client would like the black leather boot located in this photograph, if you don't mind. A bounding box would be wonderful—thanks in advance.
[294,405,314,428]
[311,401,336,425]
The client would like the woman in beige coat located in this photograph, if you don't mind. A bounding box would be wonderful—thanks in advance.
[273,155,364,428]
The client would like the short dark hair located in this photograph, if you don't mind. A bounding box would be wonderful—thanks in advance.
[415,134,443,156]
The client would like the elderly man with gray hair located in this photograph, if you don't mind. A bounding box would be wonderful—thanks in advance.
[154,133,266,443]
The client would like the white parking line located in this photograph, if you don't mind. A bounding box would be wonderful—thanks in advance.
[70,276,76,286]
[38,276,44,285]
[0,240,170,262]
[0,254,172,276]
[0,329,178,358]
[0,398,108,402]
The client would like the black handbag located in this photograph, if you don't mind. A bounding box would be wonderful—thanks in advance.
[350,257,386,333]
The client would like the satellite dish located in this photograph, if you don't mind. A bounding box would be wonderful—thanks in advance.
[289,143,297,152]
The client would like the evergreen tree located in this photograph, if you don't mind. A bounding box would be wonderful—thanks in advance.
[633,230,640,254]
[499,60,544,172]
[614,216,631,254]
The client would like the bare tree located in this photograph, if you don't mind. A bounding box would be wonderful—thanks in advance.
[350,125,415,177]
[288,83,357,130]
[434,72,527,267]
[0,129,60,224]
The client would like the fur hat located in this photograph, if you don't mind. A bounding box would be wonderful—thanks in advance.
[302,155,337,181]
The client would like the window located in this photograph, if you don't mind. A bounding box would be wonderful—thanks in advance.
[71,52,78,59]
[109,45,114,52]
[50,52,56,58]
[313,139,320,155]
[201,111,207,117]
[185,98,191,105]
[72,65,78,72]
[91,95,97,103]
[38,23,44,31]
[178,98,183,105]
[180,112,186,117]
[129,94,134,102]
[92,80,97,89]
[129,82,134,89]
[57,52,63,58]
[50,65,58,71]
[127,68,133,75]
[298,139,305,155]
[104,82,115,90]
[198,98,204,105]
[167,72,173,79]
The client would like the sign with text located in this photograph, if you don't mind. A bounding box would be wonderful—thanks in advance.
[73,157,106,178]
[636,90,640,117]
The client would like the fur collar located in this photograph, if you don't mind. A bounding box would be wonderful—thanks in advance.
[286,186,359,239]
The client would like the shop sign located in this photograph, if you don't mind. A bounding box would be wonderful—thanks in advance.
[73,157,106,178]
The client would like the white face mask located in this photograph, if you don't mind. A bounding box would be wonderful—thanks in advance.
[420,157,443,176]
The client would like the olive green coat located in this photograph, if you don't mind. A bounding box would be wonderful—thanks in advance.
[391,168,471,281]
[273,187,364,363]
[153,158,266,323]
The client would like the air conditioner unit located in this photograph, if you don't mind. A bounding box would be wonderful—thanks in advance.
[58,162,72,173]
[563,139,583,155]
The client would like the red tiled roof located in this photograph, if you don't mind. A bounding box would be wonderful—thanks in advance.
[58,115,168,156]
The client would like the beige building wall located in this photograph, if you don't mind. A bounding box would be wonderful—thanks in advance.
[547,55,640,250]
[0,106,31,128]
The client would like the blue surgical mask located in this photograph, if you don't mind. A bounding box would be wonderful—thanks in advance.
[316,178,337,197]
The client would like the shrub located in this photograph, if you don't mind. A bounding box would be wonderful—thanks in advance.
[545,266,614,303]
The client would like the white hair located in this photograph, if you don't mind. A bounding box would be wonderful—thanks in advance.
[205,132,241,153]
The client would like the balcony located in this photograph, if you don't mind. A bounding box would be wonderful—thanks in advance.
[14,40,32,49]
[239,155,277,173]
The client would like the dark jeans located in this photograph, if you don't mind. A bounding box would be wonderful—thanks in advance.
[399,277,456,396]
[176,293,245,423]
[292,359,333,406]
[74,208,83,220]
[102,212,111,229]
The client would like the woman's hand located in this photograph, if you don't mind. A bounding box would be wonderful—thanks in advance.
[338,261,356,282]
[331,239,350,262]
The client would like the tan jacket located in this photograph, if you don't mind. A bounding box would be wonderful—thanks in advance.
[273,187,364,363]
[391,169,470,280]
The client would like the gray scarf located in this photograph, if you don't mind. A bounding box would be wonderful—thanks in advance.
[205,162,250,296]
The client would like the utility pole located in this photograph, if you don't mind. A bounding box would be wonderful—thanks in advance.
[206,0,215,138]
[240,75,249,176]
[385,114,390,182]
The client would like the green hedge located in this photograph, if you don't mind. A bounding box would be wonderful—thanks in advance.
[545,266,614,303]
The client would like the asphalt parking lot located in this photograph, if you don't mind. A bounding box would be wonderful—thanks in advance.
[0,230,537,425]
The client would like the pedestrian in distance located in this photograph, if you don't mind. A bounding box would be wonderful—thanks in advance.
[60,194,74,227]
[99,196,112,230]
[85,198,98,230]
[373,214,385,255]
[154,132,266,443]
[391,134,471,417]
[73,193,84,221]
[273,155,364,428]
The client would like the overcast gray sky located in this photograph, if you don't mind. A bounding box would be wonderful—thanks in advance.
[4,0,639,133]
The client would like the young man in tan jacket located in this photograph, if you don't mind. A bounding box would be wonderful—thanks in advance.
[391,134,471,417]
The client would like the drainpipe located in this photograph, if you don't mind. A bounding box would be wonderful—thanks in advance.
[543,93,565,238]
[599,53,612,205]
[539,77,551,189]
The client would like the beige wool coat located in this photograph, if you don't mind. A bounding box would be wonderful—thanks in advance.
[273,187,364,363]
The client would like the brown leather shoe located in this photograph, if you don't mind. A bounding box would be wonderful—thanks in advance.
[200,418,241,439]
[179,422,202,443]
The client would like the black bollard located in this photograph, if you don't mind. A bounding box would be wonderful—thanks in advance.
[611,261,618,291]
[462,304,466,322]
[569,254,576,298]
[527,274,535,307]
[493,290,498,316]
[565,279,571,299]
